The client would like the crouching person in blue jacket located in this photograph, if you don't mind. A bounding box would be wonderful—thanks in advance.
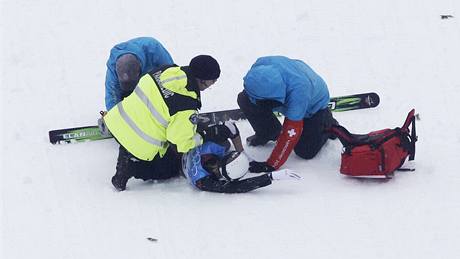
[237,56,339,174]
[104,37,174,110]
[182,121,302,193]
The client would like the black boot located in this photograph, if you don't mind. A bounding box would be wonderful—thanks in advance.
[238,91,281,146]
[112,174,131,191]
[112,146,133,191]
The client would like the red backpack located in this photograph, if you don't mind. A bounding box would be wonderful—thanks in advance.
[329,109,417,178]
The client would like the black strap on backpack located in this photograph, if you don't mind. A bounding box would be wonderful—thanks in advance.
[400,109,417,161]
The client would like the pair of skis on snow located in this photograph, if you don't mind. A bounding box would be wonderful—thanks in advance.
[48,92,380,145]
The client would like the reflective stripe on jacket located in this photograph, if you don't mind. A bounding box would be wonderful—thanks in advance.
[104,66,203,161]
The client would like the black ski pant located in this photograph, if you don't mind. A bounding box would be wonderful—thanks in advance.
[237,90,337,160]
[237,91,282,140]
[116,145,181,181]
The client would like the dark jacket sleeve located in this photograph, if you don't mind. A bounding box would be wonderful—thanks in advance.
[195,174,272,193]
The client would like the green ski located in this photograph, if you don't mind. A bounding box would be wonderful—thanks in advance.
[49,92,379,145]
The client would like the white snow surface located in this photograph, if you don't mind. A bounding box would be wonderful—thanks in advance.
[1,0,460,258]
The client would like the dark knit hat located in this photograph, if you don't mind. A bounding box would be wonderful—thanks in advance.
[189,55,221,80]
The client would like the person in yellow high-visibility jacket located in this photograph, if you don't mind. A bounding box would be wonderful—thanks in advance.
[103,55,220,191]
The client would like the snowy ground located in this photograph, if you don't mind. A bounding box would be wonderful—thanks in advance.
[1,0,460,258]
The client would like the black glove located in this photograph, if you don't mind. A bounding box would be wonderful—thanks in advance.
[199,122,240,143]
[249,161,275,173]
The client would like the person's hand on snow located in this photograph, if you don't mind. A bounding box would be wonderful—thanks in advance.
[248,161,275,173]
[269,169,302,180]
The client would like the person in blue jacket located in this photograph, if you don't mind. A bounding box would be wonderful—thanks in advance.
[237,56,338,174]
[182,121,302,193]
[104,37,174,110]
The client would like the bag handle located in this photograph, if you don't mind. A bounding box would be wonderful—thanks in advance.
[401,109,415,130]
[400,109,417,160]
[408,113,417,160]
[328,125,355,147]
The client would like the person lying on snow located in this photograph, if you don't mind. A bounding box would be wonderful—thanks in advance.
[181,121,302,193]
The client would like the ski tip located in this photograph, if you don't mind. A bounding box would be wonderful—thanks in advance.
[370,92,380,107]
[48,131,58,145]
